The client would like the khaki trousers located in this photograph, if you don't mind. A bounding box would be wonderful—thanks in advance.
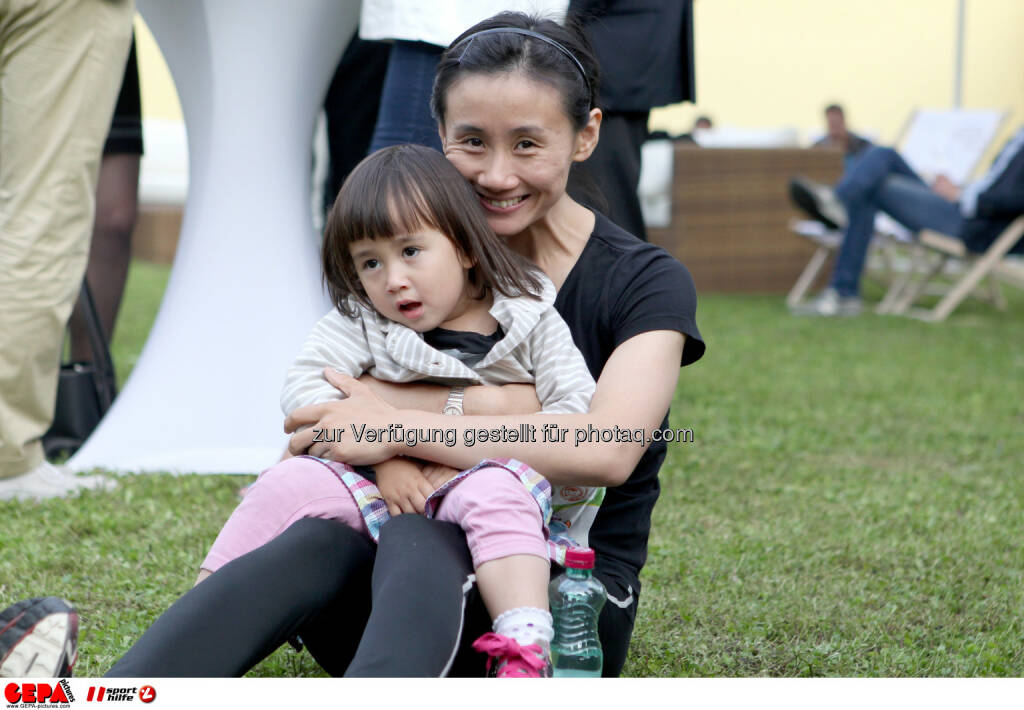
[0,0,134,477]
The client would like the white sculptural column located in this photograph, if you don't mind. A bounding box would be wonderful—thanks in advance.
[70,0,361,474]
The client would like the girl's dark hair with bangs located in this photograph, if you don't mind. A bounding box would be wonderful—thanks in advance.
[431,12,600,132]
[322,143,545,317]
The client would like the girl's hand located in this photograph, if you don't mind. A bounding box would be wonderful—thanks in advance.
[284,370,400,464]
[421,462,462,490]
[374,458,435,515]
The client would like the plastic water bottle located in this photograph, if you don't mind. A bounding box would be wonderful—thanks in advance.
[549,547,606,677]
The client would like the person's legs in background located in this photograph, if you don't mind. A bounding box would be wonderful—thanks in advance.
[368,40,444,154]
[831,175,963,299]
[70,37,142,362]
[791,145,925,232]
[69,154,139,358]
[828,195,880,300]
[577,110,650,241]
[0,0,134,499]
[322,35,390,216]
[793,145,953,315]
[834,145,925,206]
[872,175,964,238]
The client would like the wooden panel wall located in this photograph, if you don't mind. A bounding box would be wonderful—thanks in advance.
[648,146,845,293]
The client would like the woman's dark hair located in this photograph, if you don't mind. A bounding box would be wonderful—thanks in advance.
[431,12,600,132]
[322,144,545,317]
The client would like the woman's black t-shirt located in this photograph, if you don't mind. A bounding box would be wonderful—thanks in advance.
[553,211,705,592]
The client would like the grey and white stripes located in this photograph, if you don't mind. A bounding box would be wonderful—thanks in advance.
[280,276,595,417]
[279,275,601,548]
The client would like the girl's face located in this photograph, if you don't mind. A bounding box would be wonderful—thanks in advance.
[440,71,600,238]
[349,227,476,332]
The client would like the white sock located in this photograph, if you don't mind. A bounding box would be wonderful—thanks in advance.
[492,607,554,650]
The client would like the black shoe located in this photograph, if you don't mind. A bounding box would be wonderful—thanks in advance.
[789,176,848,230]
[0,597,78,677]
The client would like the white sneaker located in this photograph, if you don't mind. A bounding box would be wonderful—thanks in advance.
[790,287,863,317]
[0,461,113,502]
[48,462,113,491]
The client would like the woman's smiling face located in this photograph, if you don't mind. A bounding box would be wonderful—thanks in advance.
[440,71,598,238]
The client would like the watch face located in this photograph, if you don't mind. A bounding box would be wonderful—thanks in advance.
[443,405,460,416]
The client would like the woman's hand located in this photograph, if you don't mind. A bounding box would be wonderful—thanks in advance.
[374,458,436,516]
[285,369,401,464]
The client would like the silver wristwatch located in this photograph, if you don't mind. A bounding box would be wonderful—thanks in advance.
[442,386,465,416]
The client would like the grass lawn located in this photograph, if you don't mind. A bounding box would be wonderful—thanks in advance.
[2,260,1022,677]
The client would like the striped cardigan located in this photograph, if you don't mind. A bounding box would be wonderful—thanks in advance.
[280,277,595,416]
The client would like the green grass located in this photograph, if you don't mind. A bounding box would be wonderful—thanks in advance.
[633,289,1024,677]
[2,261,1022,677]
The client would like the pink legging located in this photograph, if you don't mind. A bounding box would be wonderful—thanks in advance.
[202,457,548,573]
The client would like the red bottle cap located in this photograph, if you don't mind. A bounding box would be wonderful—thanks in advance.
[564,547,595,569]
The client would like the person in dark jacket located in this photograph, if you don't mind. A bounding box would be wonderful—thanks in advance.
[812,104,871,163]
[571,0,695,241]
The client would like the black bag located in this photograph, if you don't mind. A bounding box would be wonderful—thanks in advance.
[43,280,118,458]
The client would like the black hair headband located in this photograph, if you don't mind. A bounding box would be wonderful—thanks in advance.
[453,27,590,102]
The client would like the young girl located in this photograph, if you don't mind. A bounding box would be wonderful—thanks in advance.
[199,144,600,677]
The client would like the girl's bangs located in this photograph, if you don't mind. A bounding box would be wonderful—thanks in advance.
[343,170,439,243]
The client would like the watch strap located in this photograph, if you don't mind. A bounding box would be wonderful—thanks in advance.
[442,385,465,416]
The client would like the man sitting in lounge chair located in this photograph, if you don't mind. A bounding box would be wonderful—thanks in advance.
[790,125,1024,317]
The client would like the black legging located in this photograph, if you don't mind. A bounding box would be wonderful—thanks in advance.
[107,515,635,677]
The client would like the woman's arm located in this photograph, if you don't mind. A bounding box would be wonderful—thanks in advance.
[287,330,686,488]
[357,375,542,416]
[283,373,540,459]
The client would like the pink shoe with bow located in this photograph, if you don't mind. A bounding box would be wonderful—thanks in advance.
[472,632,552,678]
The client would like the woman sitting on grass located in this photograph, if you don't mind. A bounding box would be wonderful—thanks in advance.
[0,11,706,679]
[198,143,600,676]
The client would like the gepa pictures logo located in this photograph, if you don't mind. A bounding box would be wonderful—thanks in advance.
[4,680,74,706]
